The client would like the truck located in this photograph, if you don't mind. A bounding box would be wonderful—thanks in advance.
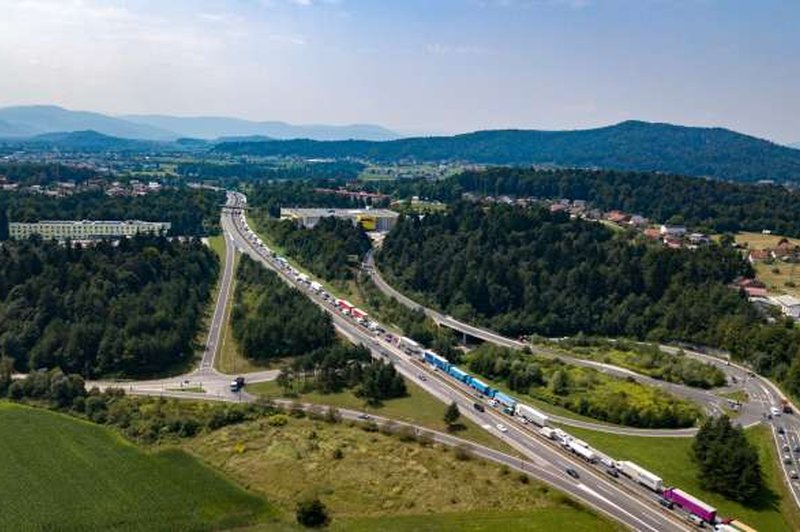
[230,376,245,392]
[468,376,494,397]
[398,336,422,356]
[494,391,517,409]
[782,398,793,414]
[539,427,556,440]
[448,366,470,383]
[515,403,550,427]
[335,299,354,314]
[297,273,310,283]
[424,350,450,371]
[662,488,716,523]
[616,461,664,492]
[351,308,369,322]
[567,440,597,463]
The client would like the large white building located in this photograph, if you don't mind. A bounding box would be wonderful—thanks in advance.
[771,295,800,319]
[280,208,399,233]
[9,220,171,241]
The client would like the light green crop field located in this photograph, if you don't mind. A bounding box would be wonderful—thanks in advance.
[0,402,273,531]
[566,425,800,532]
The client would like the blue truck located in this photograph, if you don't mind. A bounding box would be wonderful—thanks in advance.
[468,376,495,397]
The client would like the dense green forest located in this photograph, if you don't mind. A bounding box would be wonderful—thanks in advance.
[231,255,336,360]
[455,167,800,237]
[0,161,106,185]
[256,216,371,280]
[2,188,224,236]
[468,344,701,428]
[248,180,388,219]
[377,202,800,397]
[693,416,763,502]
[0,236,218,377]
[215,121,800,183]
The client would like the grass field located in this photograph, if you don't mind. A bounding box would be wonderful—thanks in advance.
[185,416,621,531]
[565,424,800,532]
[0,402,273,531]
[249,379,518,454]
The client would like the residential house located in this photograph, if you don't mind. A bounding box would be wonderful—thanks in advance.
[660,224,687,237]
[771,295,800,319]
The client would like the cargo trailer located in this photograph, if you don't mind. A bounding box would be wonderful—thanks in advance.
[662,488,716,523]
[617,461,664,492]
[424,351,450,371]
[448,366,470,383]
[515,403,550,427]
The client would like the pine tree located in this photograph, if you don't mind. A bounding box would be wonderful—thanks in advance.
[444,401,460,429]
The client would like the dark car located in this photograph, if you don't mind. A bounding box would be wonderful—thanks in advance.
[658,498,674,509]
[566,468,579,479]
[473,402,485,412]
[779,426,786,435]
[605,468,619,478]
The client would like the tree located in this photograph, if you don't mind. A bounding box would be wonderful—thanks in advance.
[296,497,330,528]
[443,401,460,430]
[692,416,763,502]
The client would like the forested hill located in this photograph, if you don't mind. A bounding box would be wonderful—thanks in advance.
[214,121,800,183]
[377,202,800,397]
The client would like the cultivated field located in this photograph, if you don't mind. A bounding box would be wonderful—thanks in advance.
[0,402,272,531]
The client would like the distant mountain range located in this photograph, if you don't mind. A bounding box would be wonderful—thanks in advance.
[790,142,800,150]
[215,121,800,183]
[0,105,400,142]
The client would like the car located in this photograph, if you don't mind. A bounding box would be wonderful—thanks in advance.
[496,423,508,433]
[357,413,372,420]
[784,454,793,464]
[794,446,800,454]
[473,402,485,412]
[566,468,580,479]
[605,468,619,478]
[657,498,674,509]
[771,406,782,417]
[784,444,791,452]
[687,514,705,527]
[417,374,427,381]
[791,471,799,480]
[778,426,786,434]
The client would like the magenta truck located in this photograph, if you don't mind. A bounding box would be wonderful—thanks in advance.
[662,488,717,523]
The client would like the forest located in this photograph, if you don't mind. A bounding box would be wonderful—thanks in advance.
[377,201,800,397]
[0,236,218,377]
[0,161,106,185]
[231,255,336,360]
[214,121,800,183]
[258,216,371,280]
[454,167,800,237]
[177,160,365,184]
[2,188,224,236]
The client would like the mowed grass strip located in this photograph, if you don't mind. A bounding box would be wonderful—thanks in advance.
[0,402,273,531]
[185,416,621,531]
[565,425,800,532]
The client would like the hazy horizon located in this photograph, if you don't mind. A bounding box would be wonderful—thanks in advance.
[0,0,797,143]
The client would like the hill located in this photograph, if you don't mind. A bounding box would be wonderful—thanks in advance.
[0,402,270,531]
[0,105,176,140]
[215,121,800,183]
[123,113,401,141]
[24,130,163,151]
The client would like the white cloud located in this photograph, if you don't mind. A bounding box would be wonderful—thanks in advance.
[426,43,493,55]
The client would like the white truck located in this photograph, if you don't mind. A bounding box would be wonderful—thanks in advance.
[616,461,664,492]
[515,403,550,427]
[567,440,597,463]
[539,427,556,440]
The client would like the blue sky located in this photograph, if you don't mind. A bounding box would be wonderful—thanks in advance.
[0,0,797,142]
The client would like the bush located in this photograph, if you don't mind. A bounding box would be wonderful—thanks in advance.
[296,497,330,528]
[453,444,472,461]
[266,414,289,427]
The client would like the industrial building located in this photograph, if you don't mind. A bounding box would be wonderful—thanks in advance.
[9,220,172,241]
[280,208,399,232]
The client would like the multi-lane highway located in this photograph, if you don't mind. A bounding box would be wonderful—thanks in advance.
[366,244,800,509]
[223,191,692,531]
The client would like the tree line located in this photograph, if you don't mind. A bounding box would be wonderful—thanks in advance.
[0,161,105,186]
[259,216,371,281]
[0,236,218,377]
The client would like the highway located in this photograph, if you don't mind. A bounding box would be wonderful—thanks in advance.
[222,191,691,531]
[366,245,800,509]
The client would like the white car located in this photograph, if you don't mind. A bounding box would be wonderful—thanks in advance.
[771,406,782,416]
[496,423,508,433]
